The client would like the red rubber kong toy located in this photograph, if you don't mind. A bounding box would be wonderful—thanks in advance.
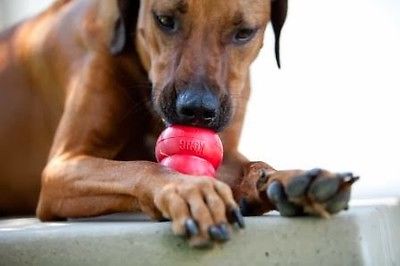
[155,125,223,178]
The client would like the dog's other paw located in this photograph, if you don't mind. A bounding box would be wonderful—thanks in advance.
[259,169,359,218]
[234,163,359,218]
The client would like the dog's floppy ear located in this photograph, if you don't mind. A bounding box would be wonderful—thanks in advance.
[110,0,140,55]
[271,0,288,68]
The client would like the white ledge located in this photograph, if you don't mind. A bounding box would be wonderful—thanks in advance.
[0,199,399,266]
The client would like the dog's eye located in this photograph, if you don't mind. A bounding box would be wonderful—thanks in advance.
[233,28,257,44]
[155,14,177,32]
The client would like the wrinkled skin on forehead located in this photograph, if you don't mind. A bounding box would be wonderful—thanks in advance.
[136,0,271,126]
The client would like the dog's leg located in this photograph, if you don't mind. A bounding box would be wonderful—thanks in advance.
[38,155,245,247]
[36,55,243,247]
[37,157,171,221]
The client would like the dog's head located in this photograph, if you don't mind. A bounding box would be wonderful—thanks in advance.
[110,0,287,132]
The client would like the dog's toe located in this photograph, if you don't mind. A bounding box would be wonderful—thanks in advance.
[308,177,341,202]
[285,174,313,198]
[325,189,351,214]
[185,219,199,237]
[266,181,286,203]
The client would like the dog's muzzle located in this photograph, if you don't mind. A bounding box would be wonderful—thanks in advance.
[158,84,232,132]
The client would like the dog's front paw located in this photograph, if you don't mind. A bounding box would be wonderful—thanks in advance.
[234,163,359,218]
[259,169,359,218]
[154,177,244,248]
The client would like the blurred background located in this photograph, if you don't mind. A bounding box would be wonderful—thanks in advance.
[1,0,399,199]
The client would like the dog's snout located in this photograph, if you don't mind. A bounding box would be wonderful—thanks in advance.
[176,87,219,128]
[158,83,232,132]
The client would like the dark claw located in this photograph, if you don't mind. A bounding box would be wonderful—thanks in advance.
[208,225,227,241]
[239,198,251,216]
[185,219,199,237]
[208,225,224,241]
[286,175,313,198]
[218,224,230,237]
[276,202,304,217]
[337,172,360,185]
[266,181,286,203]
[231,207,245,228]
[309,178,341,202]
[326,190,351,214]
[219,224,231,241]
[306,168,323,178]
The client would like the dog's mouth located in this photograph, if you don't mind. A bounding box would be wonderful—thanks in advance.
[155,85,233,132]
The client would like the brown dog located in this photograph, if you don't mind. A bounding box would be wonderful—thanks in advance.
[0,0,357,246]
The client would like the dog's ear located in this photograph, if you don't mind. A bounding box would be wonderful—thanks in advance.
[110,0,140,55]
[271,0,288,68]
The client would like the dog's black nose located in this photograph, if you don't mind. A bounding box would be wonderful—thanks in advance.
[176,87,219,128]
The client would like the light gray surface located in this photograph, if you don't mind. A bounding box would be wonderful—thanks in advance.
[0,199,399,266]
